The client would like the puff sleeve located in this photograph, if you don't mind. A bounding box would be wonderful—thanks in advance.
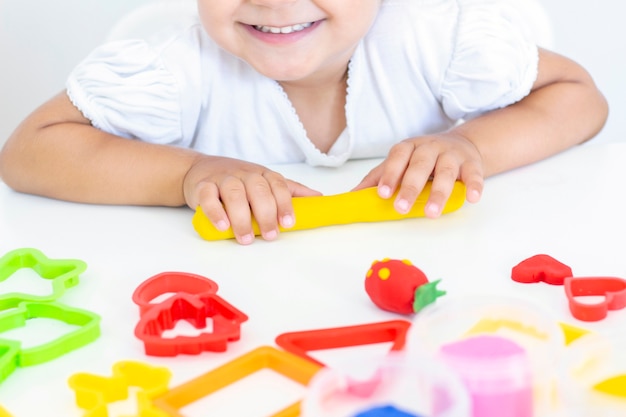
[439,0,539,120]
[66,39,186,145]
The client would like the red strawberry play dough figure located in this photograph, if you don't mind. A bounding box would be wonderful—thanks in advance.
[365,259,446,314]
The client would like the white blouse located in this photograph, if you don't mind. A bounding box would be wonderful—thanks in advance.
[66,0,538,167]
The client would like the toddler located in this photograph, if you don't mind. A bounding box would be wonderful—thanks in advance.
[0,0,608,244]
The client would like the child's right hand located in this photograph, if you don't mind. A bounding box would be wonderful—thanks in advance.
[183,156,322,245]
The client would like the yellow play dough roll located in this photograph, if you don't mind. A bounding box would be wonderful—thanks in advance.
[193,181,466,241]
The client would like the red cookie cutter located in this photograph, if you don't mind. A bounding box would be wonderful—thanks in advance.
[275,320,411,367]
[132,272,248,356]
[132,271,220,315]
[564,276,626,322]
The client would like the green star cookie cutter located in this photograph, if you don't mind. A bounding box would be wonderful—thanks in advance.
[0,301,101,384]
[0,247,86,310]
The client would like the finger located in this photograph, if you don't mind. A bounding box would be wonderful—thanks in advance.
[377,142,415,199]
[393,145,438,214]
[460,161,484,203]
[287,179,323,198]
[352,164,384,192]
[244,174,280,241]
[424,155,461,218]
[261,172,296,230]
[219,176,255,245]
[277,178,322,229]
[196,181,230,232]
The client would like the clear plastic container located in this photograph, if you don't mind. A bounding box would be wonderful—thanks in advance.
[405,295,566,417]
[300,351,471,417]
[561,331,626,416]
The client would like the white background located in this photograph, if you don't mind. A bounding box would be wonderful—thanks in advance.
[0,0,624,147]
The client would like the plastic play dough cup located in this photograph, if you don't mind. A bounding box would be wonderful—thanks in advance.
[300,351,471,417]
[561,331,626,416]
[405,295,566,417]
[438,335,533,417]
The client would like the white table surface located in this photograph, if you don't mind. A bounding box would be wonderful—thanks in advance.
[1,141,625,416]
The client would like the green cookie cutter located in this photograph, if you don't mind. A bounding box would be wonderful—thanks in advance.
[0,302,101,384]
[0,247,86,310]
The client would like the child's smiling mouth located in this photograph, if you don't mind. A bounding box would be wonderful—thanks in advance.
[242,19,323,46]
[253,22,314,34]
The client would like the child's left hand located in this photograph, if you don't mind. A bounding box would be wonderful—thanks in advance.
[353,132,484,217]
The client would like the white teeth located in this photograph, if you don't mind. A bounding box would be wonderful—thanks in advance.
[254,22,313,34]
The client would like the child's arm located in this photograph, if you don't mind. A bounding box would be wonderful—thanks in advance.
[354,48,609,216]
[0,92,320,245]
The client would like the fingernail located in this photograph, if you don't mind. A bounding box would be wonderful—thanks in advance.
[263,229,278,240]
[216,220,229,231]
[425,202,441,217]
[395,199,410,214]
[378,185,392,198]
[281,215,295,228]
[469,189,481,203]
[238,233,254,245]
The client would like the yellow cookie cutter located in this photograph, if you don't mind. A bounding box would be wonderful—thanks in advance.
[0,405,12,417]
[68,360,172,417]
[153,346,323,417]
[193,182,466,241]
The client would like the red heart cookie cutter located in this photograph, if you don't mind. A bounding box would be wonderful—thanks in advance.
[564,276,626,322]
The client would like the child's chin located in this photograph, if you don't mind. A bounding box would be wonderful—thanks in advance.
[251,62,318,84]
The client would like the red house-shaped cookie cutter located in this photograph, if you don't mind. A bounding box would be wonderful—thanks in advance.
[132,272,248,356]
